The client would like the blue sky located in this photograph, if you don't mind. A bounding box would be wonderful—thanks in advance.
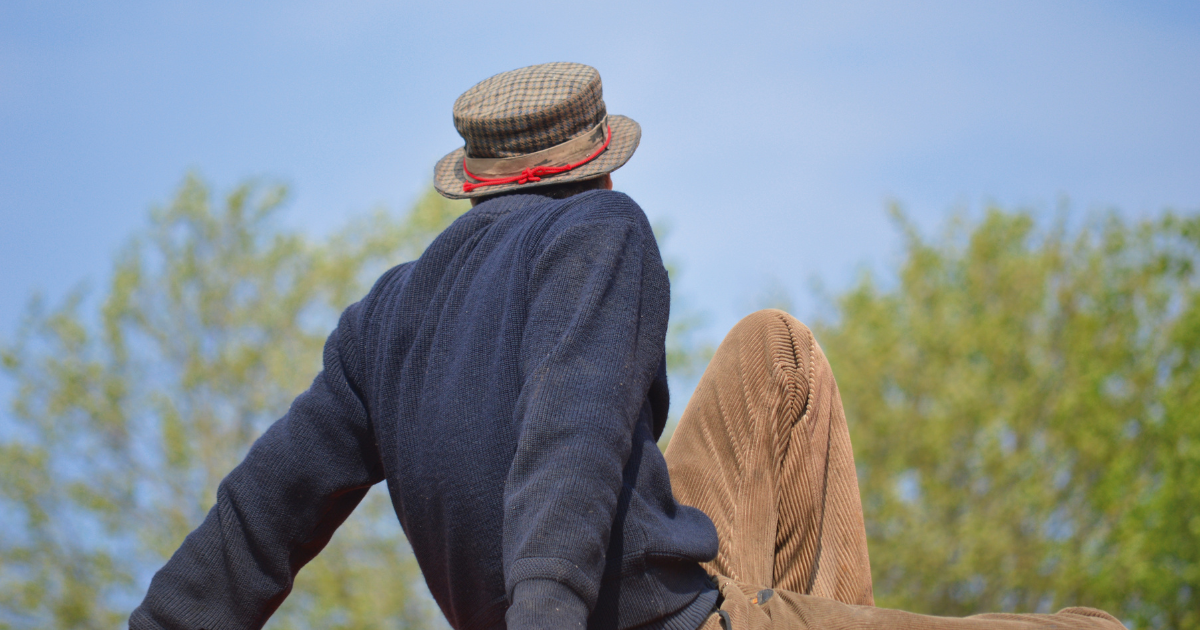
[2,0,1198,343]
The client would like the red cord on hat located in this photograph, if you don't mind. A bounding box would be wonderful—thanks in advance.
[462,125,612,193]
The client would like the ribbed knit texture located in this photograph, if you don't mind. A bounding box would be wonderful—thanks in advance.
[668,310,1124,630]
[130,191,719,630]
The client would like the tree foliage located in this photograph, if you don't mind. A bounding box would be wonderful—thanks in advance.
[816,207,1200,629]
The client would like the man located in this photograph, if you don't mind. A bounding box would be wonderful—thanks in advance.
[131,63,1125,630]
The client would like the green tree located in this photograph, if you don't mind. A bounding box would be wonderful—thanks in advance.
[0,176,713,629]
[815,207,1200,629]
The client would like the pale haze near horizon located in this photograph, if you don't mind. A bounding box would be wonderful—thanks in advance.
[2,0,1198,351]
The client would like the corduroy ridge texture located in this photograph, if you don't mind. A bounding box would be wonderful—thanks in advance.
[435,62,641,199]
[666,309,874,603]
[666,309,1127,630]
[128,191,718,630]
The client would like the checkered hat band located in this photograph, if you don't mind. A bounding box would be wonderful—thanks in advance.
[464,117,608,178]
[461,123,611,193]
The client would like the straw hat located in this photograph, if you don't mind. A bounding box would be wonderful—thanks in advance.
[434,62,641,199]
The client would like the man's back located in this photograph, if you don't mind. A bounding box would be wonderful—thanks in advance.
[131,190,719,630]
[364,190,717,628]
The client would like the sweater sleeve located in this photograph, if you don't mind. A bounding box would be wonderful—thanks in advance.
[504,202,671,630]
[129,302,385,630]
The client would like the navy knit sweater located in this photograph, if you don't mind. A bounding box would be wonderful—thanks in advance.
[130,191,720,630]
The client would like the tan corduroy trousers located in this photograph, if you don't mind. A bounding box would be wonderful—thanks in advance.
[665,310,1126,630]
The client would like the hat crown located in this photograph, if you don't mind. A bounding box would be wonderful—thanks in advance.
[453,62,607,159]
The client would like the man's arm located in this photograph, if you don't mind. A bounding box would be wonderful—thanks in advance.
[504,196,671,630]
[130,302,384,630]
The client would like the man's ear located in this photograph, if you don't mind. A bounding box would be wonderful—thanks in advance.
[601,174,613,190]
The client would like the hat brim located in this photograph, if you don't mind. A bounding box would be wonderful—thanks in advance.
[433,114,641,200]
